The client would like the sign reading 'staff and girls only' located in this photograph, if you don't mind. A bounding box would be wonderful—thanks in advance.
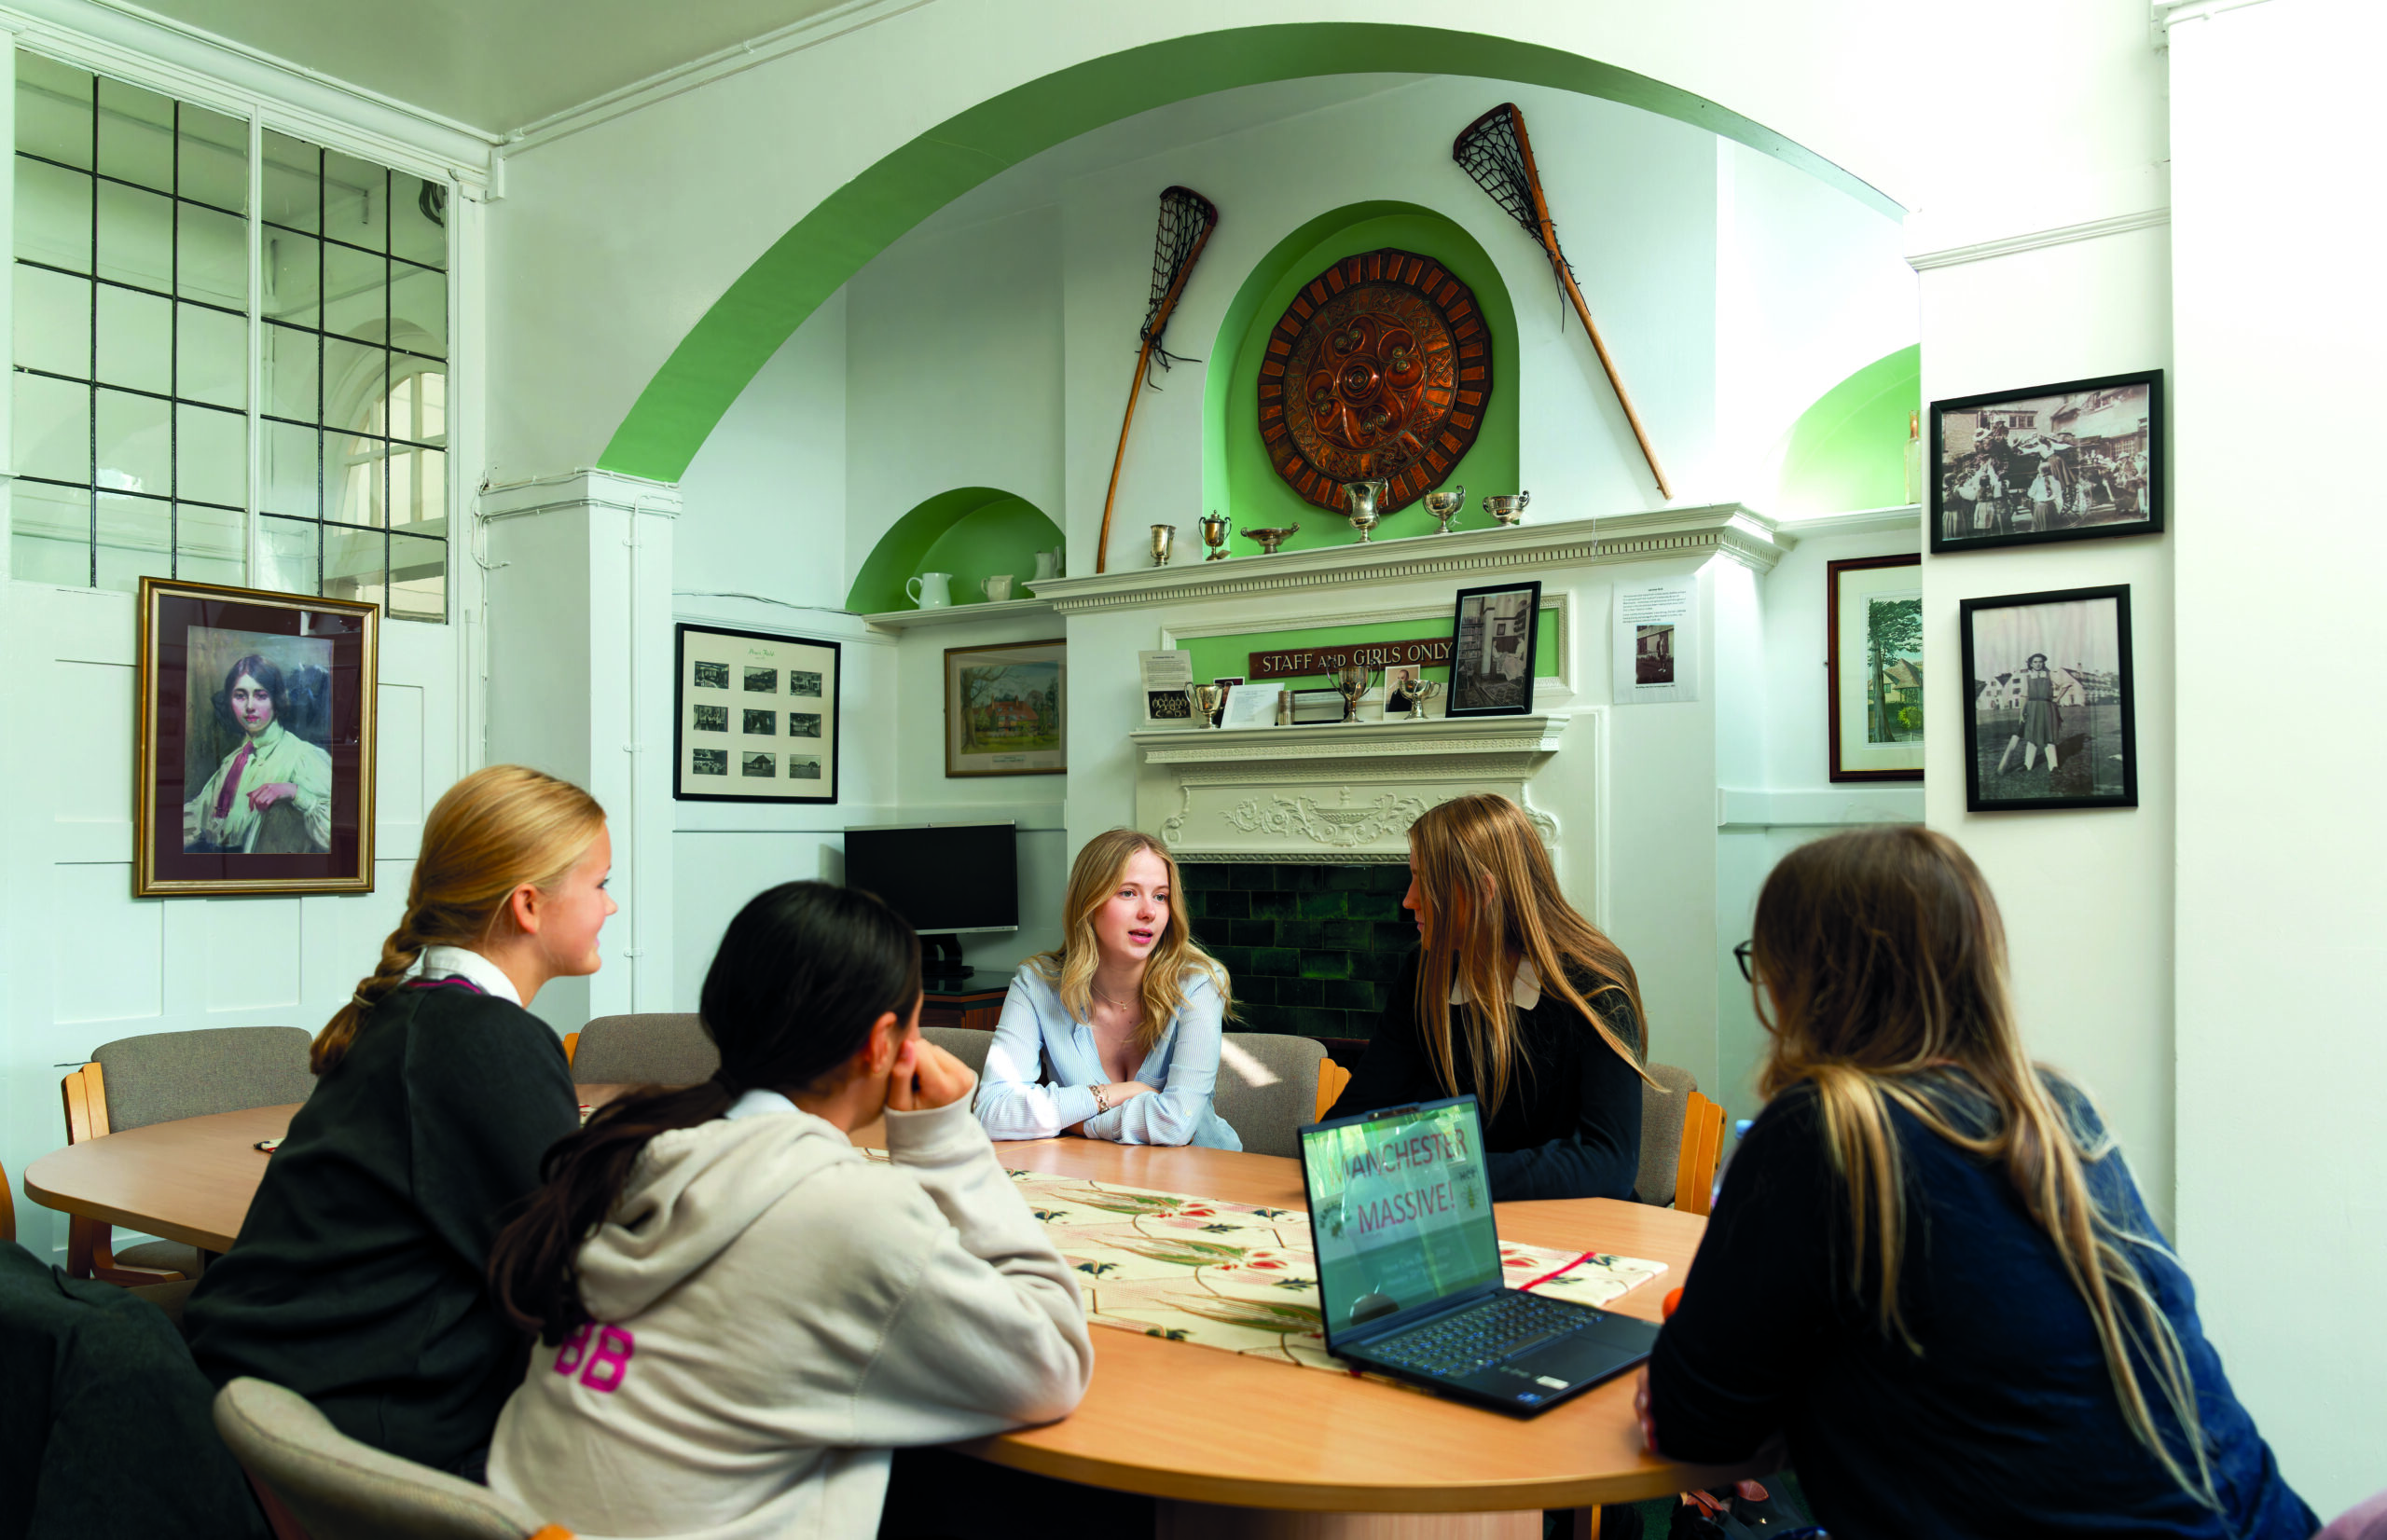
[1249,635,1453,681]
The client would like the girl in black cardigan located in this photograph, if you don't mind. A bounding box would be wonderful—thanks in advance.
[186,764,614,1477]
[1325,792,1649,1201]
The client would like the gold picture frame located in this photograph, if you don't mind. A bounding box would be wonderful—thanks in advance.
[945,639,1066,777]
[135,578,379,897]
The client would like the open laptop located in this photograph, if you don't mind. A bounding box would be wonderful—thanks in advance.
[1297,1094,1660,1414]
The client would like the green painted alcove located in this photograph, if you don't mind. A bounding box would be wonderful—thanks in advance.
[846,488,1064,614]
[1204,204,1519,556]
[1773,344,1920,516]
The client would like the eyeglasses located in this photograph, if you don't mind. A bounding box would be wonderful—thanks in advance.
[1732,941,1758,984]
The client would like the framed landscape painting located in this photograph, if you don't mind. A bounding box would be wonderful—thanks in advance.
[1930,370,2162,553]
[1828,556,1925,782]
[135,577,379,897]
[675,624,839,803]
[1960,584,2136,812]
[945,639,1066,777]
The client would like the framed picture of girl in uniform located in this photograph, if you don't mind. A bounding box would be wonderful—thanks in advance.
[135,577,379,896]
[1958,584,2136,813]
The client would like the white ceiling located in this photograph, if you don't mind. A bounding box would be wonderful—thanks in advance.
[124,0,862,133]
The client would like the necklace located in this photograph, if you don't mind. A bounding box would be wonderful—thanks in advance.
[1091,983,1139,1014]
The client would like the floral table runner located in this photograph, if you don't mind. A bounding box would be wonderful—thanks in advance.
[1002,1167,1665,1375]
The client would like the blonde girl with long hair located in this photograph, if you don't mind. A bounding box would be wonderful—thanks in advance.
[1324,792,1652,1200]
[974,828,1242,1149]
[1640,826,2315,1538]
[186,764,616,1479]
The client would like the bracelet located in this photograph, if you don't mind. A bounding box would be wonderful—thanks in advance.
[1091,1084,1111,1115]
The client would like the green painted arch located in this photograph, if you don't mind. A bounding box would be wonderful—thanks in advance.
[1773,344,1920,516]
[597,22,1902,484]
[846,488,1063,614]
[1204,202,1518,554]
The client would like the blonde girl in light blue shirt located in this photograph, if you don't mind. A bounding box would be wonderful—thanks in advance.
[974,828,1242,1150]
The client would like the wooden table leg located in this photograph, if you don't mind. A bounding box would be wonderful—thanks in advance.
[1156,1503,1541,1539]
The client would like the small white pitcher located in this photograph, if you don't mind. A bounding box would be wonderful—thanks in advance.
[982,574,1014,602]
[906,571,954,608]
[1032,549,1060,583]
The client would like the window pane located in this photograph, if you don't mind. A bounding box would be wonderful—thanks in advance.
[9,479,93,584]
[261,418,319,516]
[389,531,445,621]
[391,173,447,269]
[95,77,174,193]
[389,368,448,445]
[17,157,93,272]
[260,131,316,233]
[94,385,169,495]
[178,301,246,407]
[324,241,385,342]
[177,402,246,506]
[264,228,320,327]
[391,445,446,529]
[16,54,93,170]
[177,103,247,213]
[323,518,385,603]
[14,371,90,482]
[323,151,386,252]
[94,282,171,393]
[332,441,385,528]
[324,337,385,430]
[95,179,172,291]
[264,321,319,420]
[15,264,90,376]
[390,259,445,359]
[94,491,172,592]
[175,500,245,585]
[176,199,245,307]
[257,513,318,595]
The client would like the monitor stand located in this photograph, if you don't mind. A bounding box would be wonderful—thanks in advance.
[920,933,973,988]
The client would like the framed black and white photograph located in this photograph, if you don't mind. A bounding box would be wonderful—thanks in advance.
[1930,370,2162,553]
[675,623,839,803]
[1446,580,1540,717]
[1960,585,2136,812]
[1828,556,1925,782]
[134,577,379,897]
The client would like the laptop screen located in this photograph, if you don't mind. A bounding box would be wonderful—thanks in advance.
[1300,1095,1501,1342]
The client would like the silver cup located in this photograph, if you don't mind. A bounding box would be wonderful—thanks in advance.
[1333,663,1377,724]
[1422,484,1466,534]
[1150,524,1177,566]
[1483,491,1531,527]
[1342,480,1388,543]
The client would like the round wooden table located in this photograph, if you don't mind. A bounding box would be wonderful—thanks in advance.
[22,1097,1757,1538]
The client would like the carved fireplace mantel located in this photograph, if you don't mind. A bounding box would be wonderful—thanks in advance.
[1131,714,1578,862]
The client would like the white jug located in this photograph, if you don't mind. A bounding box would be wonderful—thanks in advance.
[982,574,1014,602]
[906,571,953,609]
[1032,549,1060,584]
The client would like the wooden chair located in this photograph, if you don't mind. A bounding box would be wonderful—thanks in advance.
[1635,1063,1699,1205]
[921,1024,993,1078]
[1313,1055,1352,1121]
[1211,1032,1326,1158]
[214,1378,573,1540]
[567,1013,718,1087]
[1674,1090,1727,1218]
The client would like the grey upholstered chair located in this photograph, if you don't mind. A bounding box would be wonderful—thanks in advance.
[1210,1031,1327,1159]
[214,1378,560,1540]
[1635,1062,1700,1205]
[570,1012,720,1086]
[73,1025,315,1280]
[921,1025,993,1079]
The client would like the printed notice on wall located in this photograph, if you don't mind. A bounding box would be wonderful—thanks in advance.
[1612,577,1698,705]
[1139,649,1196,727]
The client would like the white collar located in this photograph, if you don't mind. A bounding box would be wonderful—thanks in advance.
[723,1088,799,1121]
[415,944,523,1007]
[1450,959,1542,1011]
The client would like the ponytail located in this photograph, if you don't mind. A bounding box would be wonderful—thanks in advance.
[490,881,921,1343]
[312,764,606,1075]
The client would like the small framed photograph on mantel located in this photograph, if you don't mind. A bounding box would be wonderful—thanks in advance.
[1446,580,1541,717]
[675,623,840,803]
[1828,556,1924,782]
[1930,370,2162,553]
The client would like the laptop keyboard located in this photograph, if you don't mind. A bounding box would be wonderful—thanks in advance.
[1365,1290,1594,1379]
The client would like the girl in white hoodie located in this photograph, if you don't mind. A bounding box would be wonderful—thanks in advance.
[485,881,1094,1540]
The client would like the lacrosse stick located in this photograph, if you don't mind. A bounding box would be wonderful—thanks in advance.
[1454,103,1672,499]
[1096,186,1219,573]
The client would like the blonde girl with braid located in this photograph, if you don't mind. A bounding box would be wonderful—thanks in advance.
[1641,827,2315,1539]
[186,764,614,1480]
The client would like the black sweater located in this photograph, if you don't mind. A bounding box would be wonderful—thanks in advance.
[1649,1080,2317,1540]
[1324,953,1643,1201]
[185,980,580,1474]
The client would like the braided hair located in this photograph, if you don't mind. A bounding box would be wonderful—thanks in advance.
[311,765,605,1074]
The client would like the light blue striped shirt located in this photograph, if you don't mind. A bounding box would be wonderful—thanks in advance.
[973,966,1242,1150]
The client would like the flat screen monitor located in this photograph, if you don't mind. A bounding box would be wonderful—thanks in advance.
[843,822,1019,936]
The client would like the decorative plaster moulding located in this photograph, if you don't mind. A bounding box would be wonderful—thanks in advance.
[1034,504,1785,615]
[1132,714,1574,864]
[478,469,683,522]
[861,597,1056,631]
[1907,208,2172,272]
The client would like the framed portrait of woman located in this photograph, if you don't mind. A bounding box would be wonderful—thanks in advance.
[135,578,379,897]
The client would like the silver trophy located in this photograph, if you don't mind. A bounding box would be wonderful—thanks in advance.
[1483,491,1531,527]
[1333,663,1377,725]
[1192,682,1229,728]
[1341,480,1388,543]
[1199,512,1232,561]
[1149,524,1177,566]
[1241,524,1300,555]
[1422,483,1466,534]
